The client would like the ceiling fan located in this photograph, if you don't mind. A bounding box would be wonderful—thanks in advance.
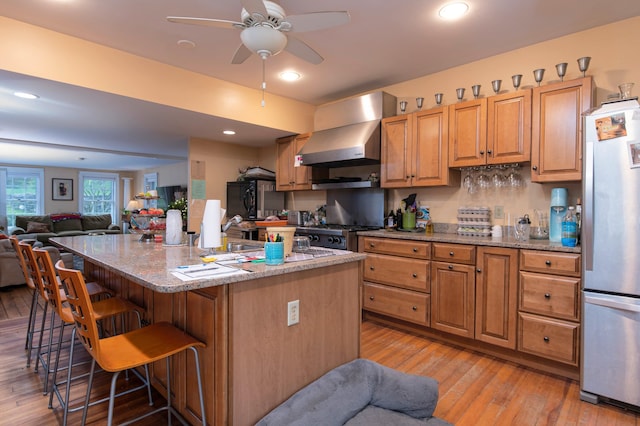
[167,0,350,65]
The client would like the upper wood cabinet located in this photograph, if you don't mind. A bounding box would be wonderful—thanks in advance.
[487,90,532,165]
[531,76,593,182]
[276,133,313,191]
[448,98,487,167]
[449,91,532,168]
[381,106,453,188]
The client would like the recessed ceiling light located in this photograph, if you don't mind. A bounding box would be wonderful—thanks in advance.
[438,2,469,20]
[177,39,196,49]
[223,130,236,135]
[279,71,301,82]
[14,91,39,100]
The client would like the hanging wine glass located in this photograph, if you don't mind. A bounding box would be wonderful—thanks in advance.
[461,168,475,193]
[491,165,508,189]
[512,74,523,90]
[507,164,525,189]
[476,167,491,191]
[533,69,545,86]
[555,63,568,81]
[577,56,591,77]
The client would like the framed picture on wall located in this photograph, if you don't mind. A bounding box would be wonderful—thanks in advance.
[52,178,73,201]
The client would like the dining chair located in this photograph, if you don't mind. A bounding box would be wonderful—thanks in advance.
[55,260,207,426]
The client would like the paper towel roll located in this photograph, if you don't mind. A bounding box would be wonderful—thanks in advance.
[199,200,221,249]
[165,209,183,245]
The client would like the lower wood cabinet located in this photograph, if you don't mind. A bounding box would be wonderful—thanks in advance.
[517,250,581,366]
[361,237,582,378]
[364,282,430,326]
[475,246,518,349]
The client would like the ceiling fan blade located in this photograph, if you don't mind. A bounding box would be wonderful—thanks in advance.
[231,44,253,64]
[167,16,244,30]
[240,0,268,19]
[284,11,350,33]
[284,36,323,65]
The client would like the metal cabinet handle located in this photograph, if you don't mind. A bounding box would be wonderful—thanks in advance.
[413,248,418,252]
[476,268,482,273]
[412,273,418,278]
[532,165,538,171]
[449,251,454,256]
[545,260,552,266]
[487,150,492,155]
[480,150,485,155]
[448,265,454,270]
[544,293,551,299]
[412,306,418,311]
[369,243,375,248]
[543,336,550,343]
[369,266,375,270]
[369,295,374,301]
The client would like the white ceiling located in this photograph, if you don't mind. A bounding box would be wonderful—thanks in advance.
[1,0,639,171]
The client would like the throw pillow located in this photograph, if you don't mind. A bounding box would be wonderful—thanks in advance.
[26,221,50,233]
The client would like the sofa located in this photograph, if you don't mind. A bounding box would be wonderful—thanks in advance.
[0,238,73,287]
[10,213,120,245]
[256,358,452,426]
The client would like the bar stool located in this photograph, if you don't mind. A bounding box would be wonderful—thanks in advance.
[9,237,41,366]
[56,260,207,426]
[13,238,113,368]
[34,248,143,425]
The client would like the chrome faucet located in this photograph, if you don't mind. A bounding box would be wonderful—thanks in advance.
[222,215,243,232]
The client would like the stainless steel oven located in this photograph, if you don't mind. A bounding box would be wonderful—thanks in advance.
[294,225,379,251]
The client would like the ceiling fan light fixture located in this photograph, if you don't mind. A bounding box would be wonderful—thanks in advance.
[240,26,287,57]
[279,71,301,82]
[438,2,469,20]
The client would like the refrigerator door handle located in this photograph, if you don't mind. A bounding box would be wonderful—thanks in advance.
[585,294,640,313]
[583,140,594,271]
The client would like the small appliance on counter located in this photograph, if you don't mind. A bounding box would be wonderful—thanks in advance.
[549,188,568,242]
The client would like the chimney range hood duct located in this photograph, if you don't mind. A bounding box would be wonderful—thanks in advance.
[298,91,397,168]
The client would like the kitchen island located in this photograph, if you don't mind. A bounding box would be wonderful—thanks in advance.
[51,234,365,426]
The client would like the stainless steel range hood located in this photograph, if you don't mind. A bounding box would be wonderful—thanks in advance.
[298,91,397,168]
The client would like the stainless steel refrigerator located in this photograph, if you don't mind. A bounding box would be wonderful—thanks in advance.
[581,98,640,408]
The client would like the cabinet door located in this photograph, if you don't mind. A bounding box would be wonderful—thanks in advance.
[381,114,412,188]
[487,90,531,165]
[276,134,313,191]
[448,99,487,167]
[531,77,592,182]
[293,133,312,189]
[276,136,295,191]
[475,247,518,349]
[431,261,475,338]
[413,107,451,186]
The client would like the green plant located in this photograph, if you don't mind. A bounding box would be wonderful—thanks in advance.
[167,197,188,222]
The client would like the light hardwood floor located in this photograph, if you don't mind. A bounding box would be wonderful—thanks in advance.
[1,284,638,425]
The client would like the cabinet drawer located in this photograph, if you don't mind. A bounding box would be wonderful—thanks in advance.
[362,237,430,259]
[364,253,430,292]
[432,243,475,264]
[518,312,579,366]
[363,282,430,326]
[519,272,580,321]
[520,250,581,277]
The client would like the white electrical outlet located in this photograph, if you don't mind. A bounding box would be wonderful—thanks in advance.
[287,300,300,326]
[495,205,504,219]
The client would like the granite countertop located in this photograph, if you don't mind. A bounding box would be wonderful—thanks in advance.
[51,234,365,293]
[357,229,581,253]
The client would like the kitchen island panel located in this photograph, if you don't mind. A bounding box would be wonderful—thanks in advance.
[229,262,361,426]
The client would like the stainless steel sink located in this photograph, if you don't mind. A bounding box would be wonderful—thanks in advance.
[226,243,263,252]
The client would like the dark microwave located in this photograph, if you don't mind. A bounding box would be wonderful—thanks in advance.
[226,179,284,220]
